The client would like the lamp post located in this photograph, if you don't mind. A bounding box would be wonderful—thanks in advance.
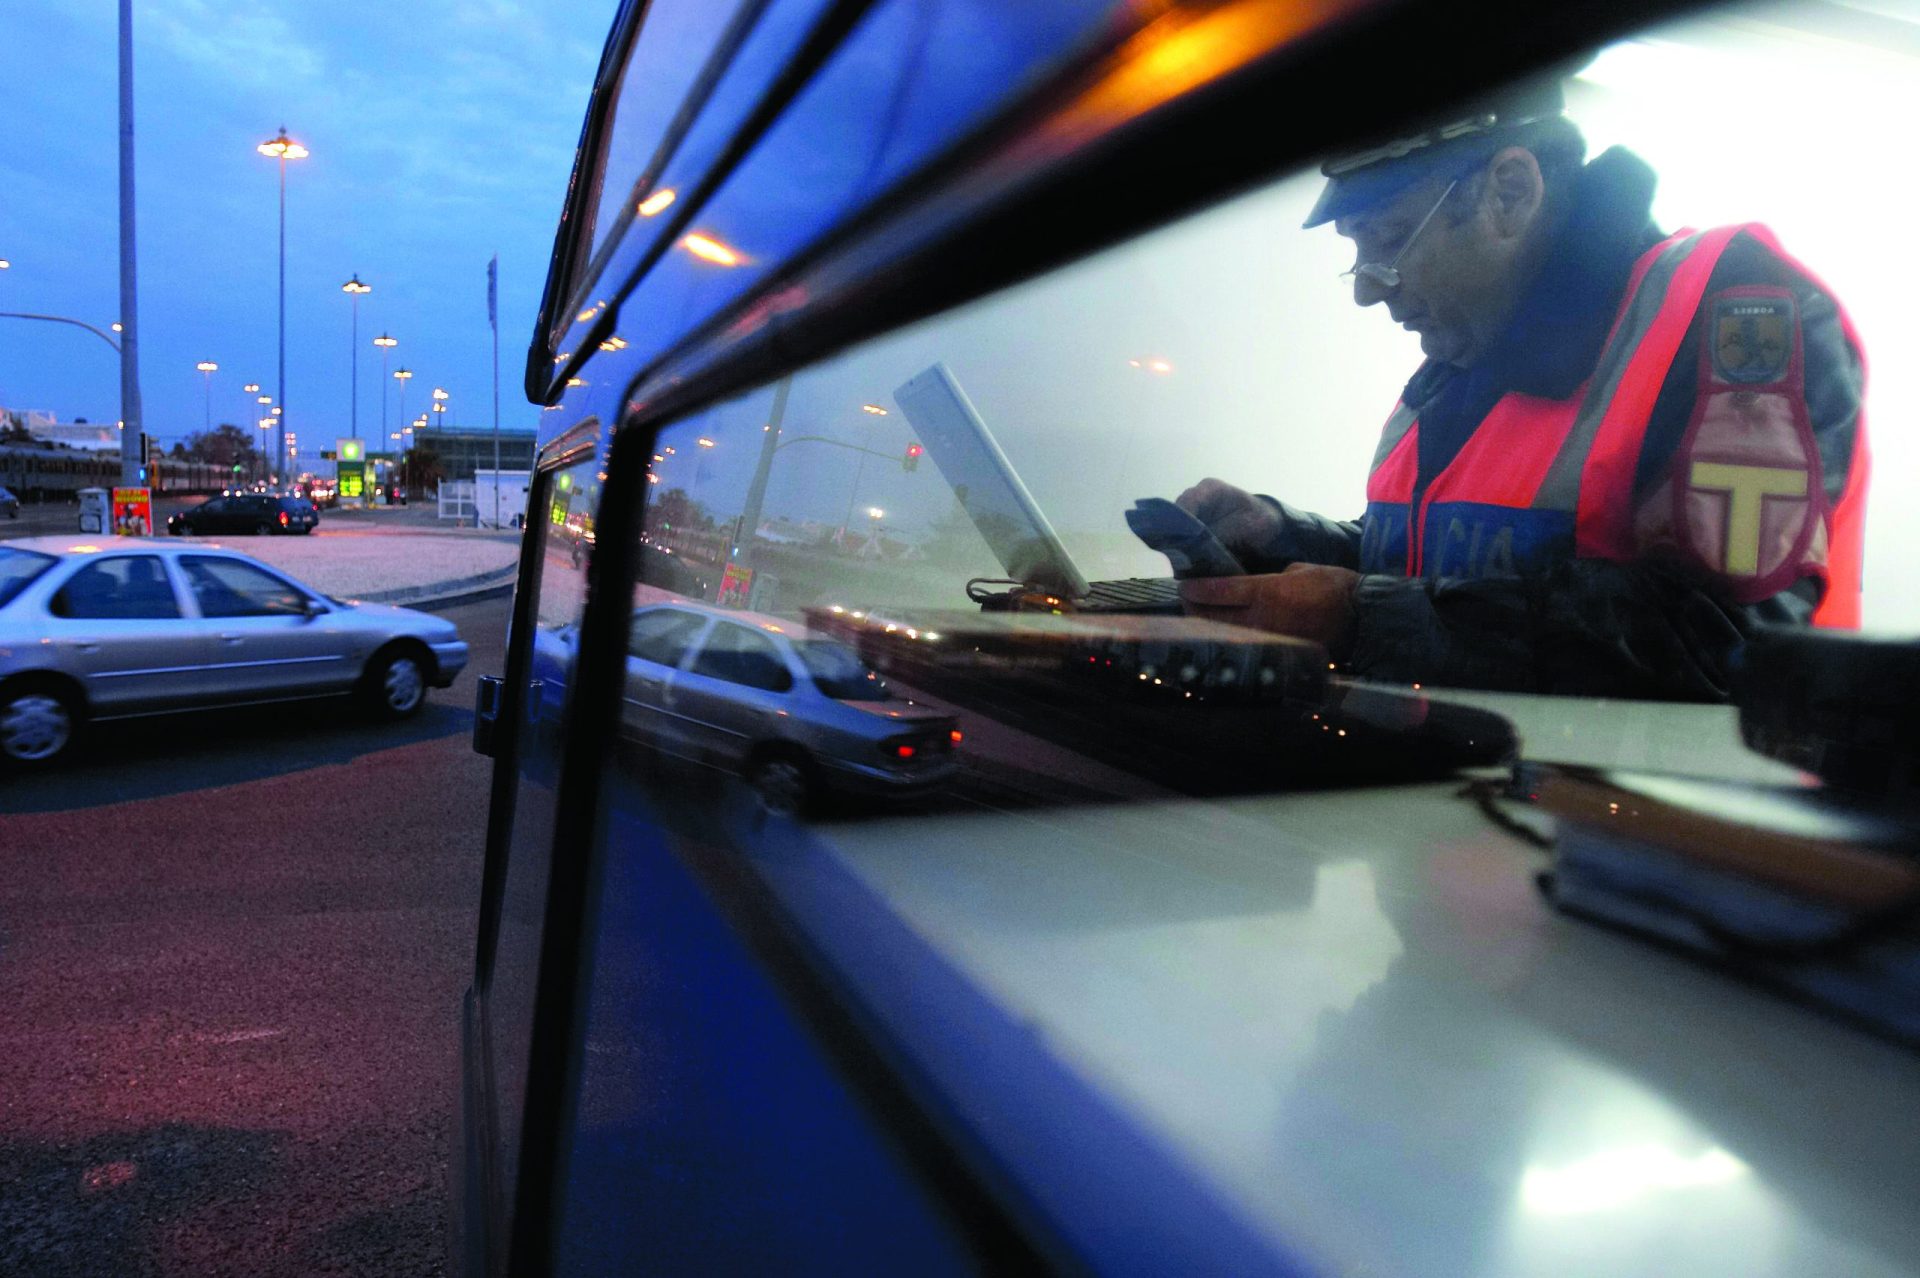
[194,360,218,431]
[394,368,413,448]
[431,386,449,429]
[340,274,370,438]
[373,334,397,447]
[257,127,308,481]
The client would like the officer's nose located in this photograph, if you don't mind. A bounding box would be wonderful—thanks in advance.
[1351,263,1398,308]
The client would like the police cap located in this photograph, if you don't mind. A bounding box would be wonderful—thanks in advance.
[1303,80,1568,229]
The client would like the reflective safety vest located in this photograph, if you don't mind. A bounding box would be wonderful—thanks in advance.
[1359,224,1868,628]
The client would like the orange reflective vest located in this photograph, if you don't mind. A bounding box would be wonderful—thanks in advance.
[1359,225,1868,627]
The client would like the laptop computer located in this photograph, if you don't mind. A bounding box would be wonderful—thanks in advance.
[893,363,1211,612]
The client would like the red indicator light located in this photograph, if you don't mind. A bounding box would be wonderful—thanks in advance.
[949,730,963,744]
[279,511,289,525]
[895,745,916,759]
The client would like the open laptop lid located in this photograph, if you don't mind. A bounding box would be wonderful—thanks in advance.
[893,363,1092,597]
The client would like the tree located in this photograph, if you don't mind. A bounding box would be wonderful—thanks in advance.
[182,423,259,470]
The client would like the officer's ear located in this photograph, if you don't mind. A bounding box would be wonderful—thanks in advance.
[1483,146,1545,241]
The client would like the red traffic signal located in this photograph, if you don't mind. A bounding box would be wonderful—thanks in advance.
[903,442,924,473]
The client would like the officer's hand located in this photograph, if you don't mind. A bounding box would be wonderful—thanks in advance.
[1174,478,1281,559]
[1179,563,1362,658]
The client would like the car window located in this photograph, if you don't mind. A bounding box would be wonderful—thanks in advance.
[198,498,228,515]
[689,621,792,692]
[795,638,890,700]
[179,556,308,618]
[0,548,56,609]
[628,608,706,667]
[48,555,180,620]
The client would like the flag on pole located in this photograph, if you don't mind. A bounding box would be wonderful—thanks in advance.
[486,255,498,332]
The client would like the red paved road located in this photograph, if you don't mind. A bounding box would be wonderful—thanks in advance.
[0,594,507,1277]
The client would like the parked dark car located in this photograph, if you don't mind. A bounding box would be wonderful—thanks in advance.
[0,486,19,519]
[167,493,318,536]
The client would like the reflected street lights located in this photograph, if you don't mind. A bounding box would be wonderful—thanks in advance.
[257,126,308,481]
[340,274,370,437]
[195,360,218,431]
[373,333,397,445]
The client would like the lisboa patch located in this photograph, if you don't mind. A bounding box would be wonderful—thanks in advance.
[1712,294,1793,384]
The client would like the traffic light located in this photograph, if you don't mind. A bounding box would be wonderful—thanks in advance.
[138,432,152,484]
[903,441,923,473]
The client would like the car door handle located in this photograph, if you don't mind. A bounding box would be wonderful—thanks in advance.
[74,641,100,653]
[218,633,244,644]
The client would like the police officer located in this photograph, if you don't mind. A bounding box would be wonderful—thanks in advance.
[1176,81,1869,700]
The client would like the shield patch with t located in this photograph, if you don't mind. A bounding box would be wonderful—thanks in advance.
[1712,295,1793,384]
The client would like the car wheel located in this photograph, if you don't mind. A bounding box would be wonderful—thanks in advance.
[746,751,812,818]
[365,647,428,720]
[0,682,79,766]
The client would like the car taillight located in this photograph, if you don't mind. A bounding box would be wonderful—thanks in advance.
[949,730,963,745]
[279,511,289,526]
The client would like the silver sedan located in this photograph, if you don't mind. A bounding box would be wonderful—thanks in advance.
[0,535,469,766]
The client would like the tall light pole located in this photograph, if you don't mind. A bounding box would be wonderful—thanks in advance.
[118,0,146,488]
[195,360,218,431]
[257,127,308,481]
[393,366,412,438]
[373,334,397,447]
[431,386,449,428]
[340,274,370,438]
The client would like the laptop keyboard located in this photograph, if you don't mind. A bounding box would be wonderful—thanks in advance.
[1078,577,1184,612]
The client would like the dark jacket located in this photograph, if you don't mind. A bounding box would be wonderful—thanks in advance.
[1249,148,1865,700]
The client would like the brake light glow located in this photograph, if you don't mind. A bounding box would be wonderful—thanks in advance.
[279,511,289,526]
[949,730,963,745]
[894,745,916,759]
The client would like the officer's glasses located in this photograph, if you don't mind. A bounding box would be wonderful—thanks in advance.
[1340,178,1458,291]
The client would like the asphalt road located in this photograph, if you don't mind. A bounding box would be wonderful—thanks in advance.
[0,592,507,1278]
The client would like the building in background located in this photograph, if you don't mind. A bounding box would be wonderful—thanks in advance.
[412,427,536,481]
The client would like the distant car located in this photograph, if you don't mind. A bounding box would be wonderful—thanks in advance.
[0,536,469,766]
[168,493,318,536]
[0,487,18,519]
[536,602,959,813]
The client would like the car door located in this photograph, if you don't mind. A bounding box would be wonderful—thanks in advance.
[619,607,712,757]
[40,553,210,712]
[187,496,230,532]
[177,554,353,698]
[666,620,796,770]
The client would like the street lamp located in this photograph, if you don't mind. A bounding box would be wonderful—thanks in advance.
[393,366,413,431]
[257,126,309,481]
[431,386,449,427]
[194,360,218,431]
[373,334,397,444]
[340,274,371,438]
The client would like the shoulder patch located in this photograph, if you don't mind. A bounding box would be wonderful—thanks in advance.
[1712,293,1794,384]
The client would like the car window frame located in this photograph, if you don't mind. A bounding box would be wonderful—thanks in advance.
[686,618,795,692]
[627,605,714,670]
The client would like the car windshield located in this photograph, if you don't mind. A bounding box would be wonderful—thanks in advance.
[0,548,56,608]
[794,639,891,700]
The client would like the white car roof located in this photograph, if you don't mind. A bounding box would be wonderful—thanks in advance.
[2,535,243,557]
